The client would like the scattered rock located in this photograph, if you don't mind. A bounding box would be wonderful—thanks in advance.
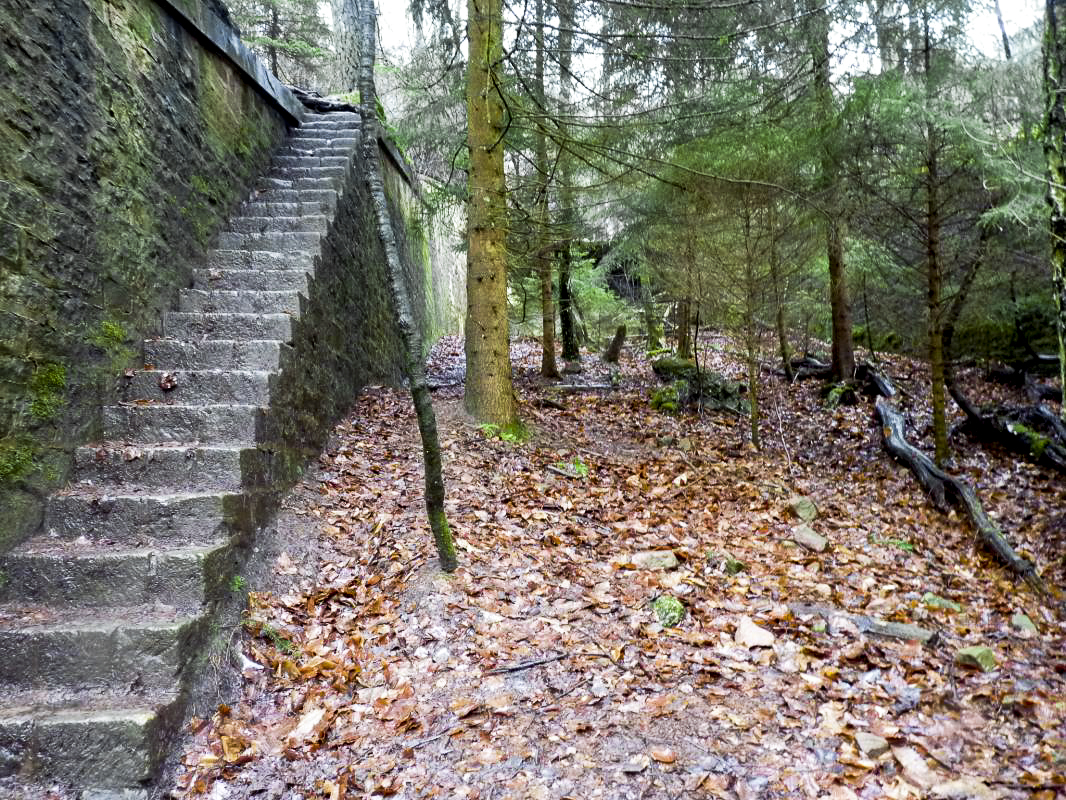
[791,523,828,553]
[931,776,1000,800]
[734,615,775,648]
[788,494,818,522]
[632,549,679,570]
[724,555,746,575]
[922,592,962,612]
[649,746,676,764]
[1010,612,1037,634]
[854,732,890,758]
[892,745,938,790]
[653,595,685,627]
[955,645,998,672]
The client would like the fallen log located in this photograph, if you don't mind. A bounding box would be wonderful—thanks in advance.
[949,385,1066,474]
[874,396,1042,591]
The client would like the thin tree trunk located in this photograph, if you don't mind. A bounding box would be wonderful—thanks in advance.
[464,0,518,424]
[925,16,949,464]
[556,0,581,369]
[810,0,855,381]
[359,1,456,571]
[994,0,1013,61]
[269,6,281,76]
[769,203,794,380]
[676,299,692,360]
[559,249,580,362]
[534,0,558,378]
[1045,0,1066,422]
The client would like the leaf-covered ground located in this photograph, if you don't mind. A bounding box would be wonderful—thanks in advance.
[169,335,1065,800]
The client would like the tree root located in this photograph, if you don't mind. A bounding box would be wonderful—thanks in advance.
[874,396,1044,594]
[949,385,1066,474]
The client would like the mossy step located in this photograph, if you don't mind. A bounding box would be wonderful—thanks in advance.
[179,288,302,315]
[0,605,204,690]
[0,539,229,610]
[163,311,293,341]
[225,214,329,234]
[205,248,317,271]
[192,269,309,292]
[72,443,248,491]
[143,339,286,371]
[102,403,265,445]
[215,229,324,251]
[44,489,236,545]
[0,686,181,791]
[123,369,274,405]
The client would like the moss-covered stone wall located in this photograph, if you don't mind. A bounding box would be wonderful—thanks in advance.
[0,0,289,551]
[380,144,465,354]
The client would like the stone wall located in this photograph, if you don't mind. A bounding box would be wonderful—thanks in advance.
[380,140,466,353]
[0,0,292,551]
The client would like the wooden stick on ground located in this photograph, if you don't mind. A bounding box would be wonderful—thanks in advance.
[874,396,1043,593]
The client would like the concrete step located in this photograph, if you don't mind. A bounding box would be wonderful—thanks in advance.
[0,605,203,691]
[299,117,359,130]
[244,188,337,206]
[0,687,180,790]
[206,248,316,271]
[163,311,293,341]
[72,444,246,491]
[0,539,229,610]
[122,369,273,405]
[272,155,350,169]
[44,489,234,545]
[215,229,323,252]
[193,269,309,293]
[256,175,345,192]
[102,404,263,445]
[179,289,301,314]
[267,165,346,181]
[143,339,286,371]
[282,141,357,158]
[225,214,329,234]
[240,199,333,217]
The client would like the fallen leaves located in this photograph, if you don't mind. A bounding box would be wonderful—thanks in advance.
[169,335,1066,800]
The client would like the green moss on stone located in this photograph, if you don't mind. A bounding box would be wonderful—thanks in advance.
[28,362,66,420]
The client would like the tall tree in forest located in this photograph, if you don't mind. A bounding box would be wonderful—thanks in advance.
[331,0,362,92]
[807,0,856,381]
[359,0,457,571]
[465,0,519,424]
[1046,0,1066,420]
[533,0,560,378]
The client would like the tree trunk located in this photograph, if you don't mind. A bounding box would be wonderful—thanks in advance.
[268,5,281,76]
[1045,0,1066,422]
[331,0,362,92]
[676,299,692,360]
[810,0,855,381]
[604,324,626,363]
[533,0,558,378]
[556,0,581,370]
[994,0,1013,61]
[925,17,949,465]
[769,203,794,381]
[559,249,580,363]
[464,0,518,425]
[359,0,456,572]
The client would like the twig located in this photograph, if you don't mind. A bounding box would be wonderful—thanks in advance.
[485,653,566,675]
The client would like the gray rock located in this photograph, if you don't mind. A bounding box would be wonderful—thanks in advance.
[788,495,818,522]
[922,592,962,612]
[791,524,828,553]
[653,595,685,627]
[632,549,679,570]
[1010,612,1038,634]
[955,645,998,672]
[854,732,890,758]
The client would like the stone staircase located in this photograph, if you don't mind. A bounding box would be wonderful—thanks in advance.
[0,110,360,797]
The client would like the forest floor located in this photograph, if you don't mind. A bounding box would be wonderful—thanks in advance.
[170,334,1065,800]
